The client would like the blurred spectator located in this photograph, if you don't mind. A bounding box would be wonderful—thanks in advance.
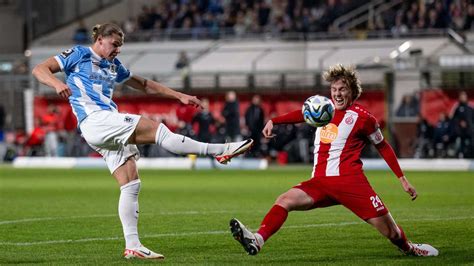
[23,118,45,156]
[121,0,474,42]
[41,104,60,157]
[125,1,366,40]
[449,1,464,30]
[396,94,419,117]
[451,91,473,158]
[433,112,452,158]
[222,91,241,142]
[13,59,28,74]
[267,123,298,163]
[175,50,190,69]
[285,123,314,163]
[61,108,79,157]
[245,95,265,157]
[192,98,215,143]
[122,17,137,34]
[320,0,343,32]
[414,115,433,158]
[137,5,155,30]
[176,120,195,139]
[391,12,408,37]
[463,3,474,30]
[73,20,89,44]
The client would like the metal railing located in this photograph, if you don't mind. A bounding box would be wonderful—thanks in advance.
[332,0,386,30]
[125,27,450,43]
[23,0,120,41]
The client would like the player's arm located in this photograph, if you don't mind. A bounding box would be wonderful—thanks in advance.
[32,57,72,99]
[374,138,418,201]
[262,110,304,139]
[125,75,202,109]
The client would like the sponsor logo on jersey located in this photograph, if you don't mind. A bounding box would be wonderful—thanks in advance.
[320,123,338,144]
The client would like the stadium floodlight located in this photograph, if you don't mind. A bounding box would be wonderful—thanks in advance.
[389,41,412,59]
[399,41,412,53]
[389,50,399,59]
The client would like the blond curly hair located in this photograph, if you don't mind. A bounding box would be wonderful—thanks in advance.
[323,64,362,100]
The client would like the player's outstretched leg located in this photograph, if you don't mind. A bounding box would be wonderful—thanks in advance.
[155,123,253,164]
[215,139,254,164]
[403,243,439,257]
[124,245,165,260]
[230,218,262,255]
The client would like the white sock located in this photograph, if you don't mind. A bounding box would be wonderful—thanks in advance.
[155,123,226,155]
[119,179,141,249]
[255,233,265,248]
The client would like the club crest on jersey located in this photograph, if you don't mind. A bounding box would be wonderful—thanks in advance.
[345,115,354,125]
[109,64,117,74]
[320,123,338,144]
[375,130,383,142]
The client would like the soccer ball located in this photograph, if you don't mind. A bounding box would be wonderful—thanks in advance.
[302,95,335,127]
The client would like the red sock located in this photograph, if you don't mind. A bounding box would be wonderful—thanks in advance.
[390,225,411,251]
[257,205,288,241]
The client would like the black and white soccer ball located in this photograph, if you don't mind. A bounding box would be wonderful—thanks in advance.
[302,95,335,127]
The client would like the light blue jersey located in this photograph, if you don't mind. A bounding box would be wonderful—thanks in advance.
[54,46,131,125]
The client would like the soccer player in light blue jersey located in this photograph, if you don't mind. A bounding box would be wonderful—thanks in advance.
[32,22,253,260]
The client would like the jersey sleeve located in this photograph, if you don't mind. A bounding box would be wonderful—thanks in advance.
[364,114,384,145]
[114,59,132,84]
[54,46,82,73]
[271,110,305,124]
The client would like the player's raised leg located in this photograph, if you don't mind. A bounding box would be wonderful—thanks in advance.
[130,118,253,164]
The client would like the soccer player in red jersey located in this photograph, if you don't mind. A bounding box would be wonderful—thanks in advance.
[230,64,438,257]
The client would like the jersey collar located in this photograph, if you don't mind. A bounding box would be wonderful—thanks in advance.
[89,47,102,61]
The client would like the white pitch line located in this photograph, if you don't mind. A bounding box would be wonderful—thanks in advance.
[0,216,472,247]
[0,210,248,226]
[0,214,116,225]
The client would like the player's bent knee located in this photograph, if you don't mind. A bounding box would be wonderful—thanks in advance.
[275,193,311,211]
[133,117,160,144]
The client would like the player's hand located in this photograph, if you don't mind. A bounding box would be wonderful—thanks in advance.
[262,120,276,139]
[399,176,417,201]
[55,83,72,99]
[179,95,203,109]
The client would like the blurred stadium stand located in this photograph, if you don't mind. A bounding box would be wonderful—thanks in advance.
[0,0,473,162]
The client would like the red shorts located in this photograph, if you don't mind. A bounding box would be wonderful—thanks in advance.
[293,174,388,220]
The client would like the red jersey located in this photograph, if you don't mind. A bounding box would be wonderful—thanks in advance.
[312,103,383,177]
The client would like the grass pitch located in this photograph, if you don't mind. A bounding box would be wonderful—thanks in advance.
[0,167,473,265]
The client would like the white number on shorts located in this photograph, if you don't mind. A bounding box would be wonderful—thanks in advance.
[370,195,383,208]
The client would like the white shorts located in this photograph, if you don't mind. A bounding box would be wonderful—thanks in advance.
[79,110,142,174]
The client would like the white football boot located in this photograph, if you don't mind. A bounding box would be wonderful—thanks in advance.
[123,245,165,260]
[215,139,254,164]
[404,243,439,257]
[230,218,261,255]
